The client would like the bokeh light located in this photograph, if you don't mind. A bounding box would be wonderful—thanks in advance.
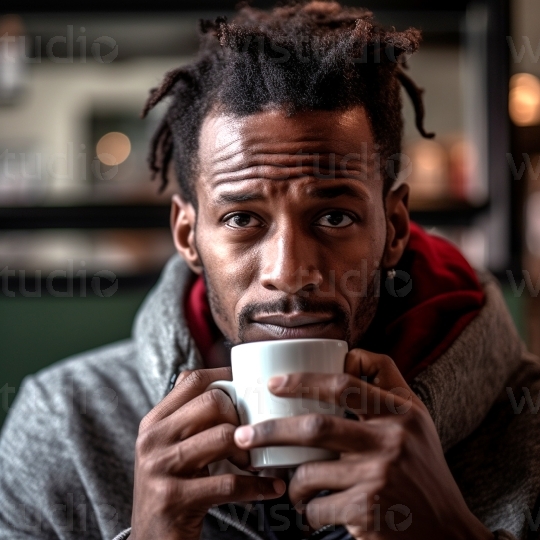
[96,132,131,166]
[509,73,540,126]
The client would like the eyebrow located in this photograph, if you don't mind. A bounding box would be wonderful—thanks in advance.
[305,184,367,200]
[215,192,266,204]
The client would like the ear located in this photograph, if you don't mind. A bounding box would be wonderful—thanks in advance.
[381,183,410,269]
[170,194,203,274]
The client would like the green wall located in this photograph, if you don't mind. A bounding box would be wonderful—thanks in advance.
[0,286,152,428]
[502,284,527,343]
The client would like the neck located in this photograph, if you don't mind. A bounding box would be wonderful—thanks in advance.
[204,336,231,369]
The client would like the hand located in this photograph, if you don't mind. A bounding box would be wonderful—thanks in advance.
[233,350,494,540]
[130,367,286,540]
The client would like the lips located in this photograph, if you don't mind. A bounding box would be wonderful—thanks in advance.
[253,313,334,327]
[249,312,340,340]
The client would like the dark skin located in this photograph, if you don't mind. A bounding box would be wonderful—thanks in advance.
[131,106,494,539]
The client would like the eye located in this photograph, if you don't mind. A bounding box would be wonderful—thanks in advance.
[224,213,261,229]
[315,211,354,228]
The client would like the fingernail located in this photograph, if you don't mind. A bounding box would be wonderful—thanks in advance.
[273,478,286,495]
[268,375,287,390]
[235,425,254,446]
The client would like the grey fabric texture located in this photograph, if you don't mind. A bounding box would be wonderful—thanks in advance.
[0,254,538,539]
[497,531,525,540]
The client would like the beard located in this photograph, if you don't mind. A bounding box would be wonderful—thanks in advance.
[203,264,381,351]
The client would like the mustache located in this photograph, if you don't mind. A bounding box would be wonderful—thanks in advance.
[237,296,350,342]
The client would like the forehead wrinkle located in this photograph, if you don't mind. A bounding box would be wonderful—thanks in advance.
[208,167,376,194]
[210,135,244,163]
[211,164,375,187]
[210,164,375,191]
[211,138,369,162]
[212,167,315,186]
[210,149,374,178]
[199,108,377,192]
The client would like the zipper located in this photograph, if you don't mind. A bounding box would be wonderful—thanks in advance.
[309,524,336,538]
[208,506,266,540]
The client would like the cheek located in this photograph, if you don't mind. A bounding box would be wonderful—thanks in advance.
[335,256,381,302]
[334,227,386,303]
[195,228,256,330]
[198,230,255,289]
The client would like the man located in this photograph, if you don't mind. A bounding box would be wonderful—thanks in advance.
[1,2,538,539]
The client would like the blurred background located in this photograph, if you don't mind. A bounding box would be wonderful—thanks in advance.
[0,0,536,426]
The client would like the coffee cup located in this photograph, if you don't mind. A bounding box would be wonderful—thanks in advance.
[206,338,348,469]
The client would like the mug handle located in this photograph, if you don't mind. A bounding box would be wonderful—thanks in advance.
[206,380,237,406]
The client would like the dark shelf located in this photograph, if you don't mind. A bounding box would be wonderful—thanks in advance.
[410,204,488,228]
[512,125,540,156]
[0,202,488,230]
[0,205,170,230]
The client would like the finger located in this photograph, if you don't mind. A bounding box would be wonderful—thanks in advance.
[268,372,415,418]
[288,458,384,508]
[234,414,390,453]
[154,423,251,474]
[140,368,232,429]
[227,452,255,472]
[155,388,240,444]
[174,366,232,388]
[303,487,378,532]
[344,350,407,391]
[182,473,286,507]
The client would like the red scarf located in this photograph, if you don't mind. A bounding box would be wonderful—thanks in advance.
[185,223,485,381]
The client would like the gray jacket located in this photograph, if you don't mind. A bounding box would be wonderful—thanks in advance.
[0,255,538,540]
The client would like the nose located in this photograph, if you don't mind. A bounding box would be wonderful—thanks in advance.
[259,226,323,295]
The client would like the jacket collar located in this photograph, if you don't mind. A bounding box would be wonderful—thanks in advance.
[133,256,204,407]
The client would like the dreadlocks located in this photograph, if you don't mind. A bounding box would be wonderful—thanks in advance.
[142,0,434,205]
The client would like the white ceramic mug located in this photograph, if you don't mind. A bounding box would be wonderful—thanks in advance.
[207,338,348,469]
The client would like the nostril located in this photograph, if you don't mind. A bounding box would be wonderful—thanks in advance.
[298,283,316,297]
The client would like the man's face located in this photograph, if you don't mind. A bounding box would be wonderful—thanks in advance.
[173,105,408,348]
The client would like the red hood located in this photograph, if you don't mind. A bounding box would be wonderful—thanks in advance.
[185,222,485,381]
